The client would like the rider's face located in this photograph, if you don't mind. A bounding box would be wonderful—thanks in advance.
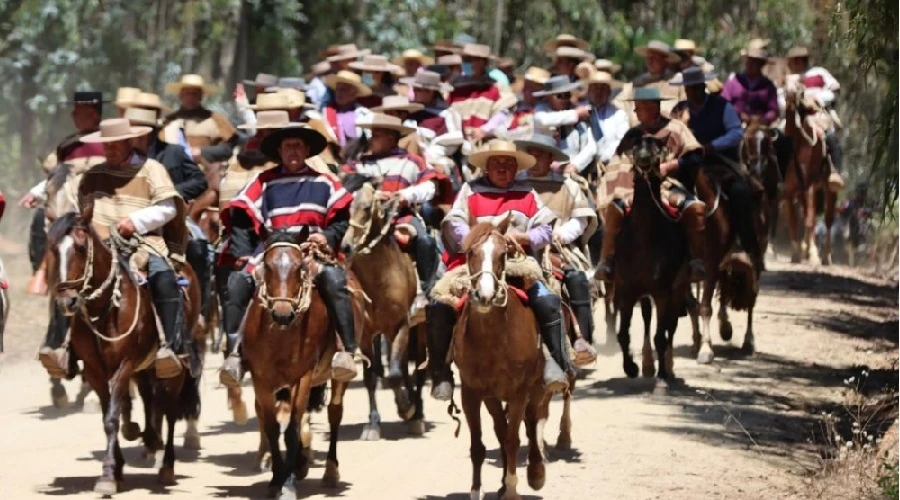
[412,88,436,104]
[103,139,133,167]
[684,84,707,103]
[71,104,101,132]
[527,148,553,175]
[278,137,310,171]
[554,57,577,76]
[744,57,765,76]
[634,101,662,126]
[334,83,359,107]
[588,83,611,106]
[485,156,519,188]
[644,52,668,75]
[179,88,203,110]
[369,128,400,156]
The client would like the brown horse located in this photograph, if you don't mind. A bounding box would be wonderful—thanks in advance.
[454,217,550,500]
[241,231,364,499]
[341,180,426,439]
[48,212,203,494]
[782,78,836,265]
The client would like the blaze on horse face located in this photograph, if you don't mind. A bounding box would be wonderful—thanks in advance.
[261,229,313,327]
[463,214,518,308]
[631,135,668,178]
[49,214,90,316]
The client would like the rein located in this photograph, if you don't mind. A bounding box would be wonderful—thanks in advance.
[348,197,400,255]
[255,242,327,315]
[465,233,528,308]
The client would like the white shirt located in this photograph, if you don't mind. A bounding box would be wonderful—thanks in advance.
[589,103,630,164]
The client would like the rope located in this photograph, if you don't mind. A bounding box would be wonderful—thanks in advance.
[354,197,400,255]
[642,176,683,222]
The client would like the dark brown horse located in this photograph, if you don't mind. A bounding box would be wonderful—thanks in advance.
[48,212,203,494]
[782,77,836,265]
[241,231,364,499]
[609,135,690,391]
[454,217,550,500]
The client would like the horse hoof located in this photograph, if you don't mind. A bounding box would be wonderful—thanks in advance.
[121,422,141,442]
[295,451,311,480]
[696,350,715,365]
[641,364,656,378]
[158,466,176,486]
[499,488,521,500]
[360,424,381,441]
[527,462,546,491]
[183,433,201,451]
[652,379,670,395]
[407,419,425,436]
[623,360,639,378]
[277,485,297,500]
[470,488,484,500]
[322,459,340,488]
[398,403,415,422]
[232,399,248,425]
[741,341,756,356]
[556,433,572,451]
[93,477,119,496]
[719,321,734,341]
[256,452,272,473]
[50,383,69,409]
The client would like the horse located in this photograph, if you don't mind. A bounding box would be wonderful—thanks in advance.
[610,134,690,390]
[743,117,781,251]
[48,212,203,494]
[782,78,836,265]
[241,230,364,499]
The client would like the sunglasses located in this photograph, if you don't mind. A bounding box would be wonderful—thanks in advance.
[553,92,572,100]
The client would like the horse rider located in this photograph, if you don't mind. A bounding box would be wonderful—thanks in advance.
[371,95,426,156]
[785,46,845,191]
[218,123,362,387]
[595,87,707,283]
[340,113,450,296]
[615,40,685,124]
[163,74,240,165]
[671,67,765,272]
[401,71,465,173]
[43,118,193,378]
[501,67,551,140]
[448,44,514,145]
[583,70,630,171]
[349,54,404,109]
[428,140,575,401]
[531,76,597,177]
[543,34,592,80]
[21,91,108,295]
[672,39,701,71]
[321,70,374,156]
[515,133,599,348]
[721,47,779,127]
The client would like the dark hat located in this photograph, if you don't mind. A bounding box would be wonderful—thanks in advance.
[65,91,109,105]
[514,133,569,163]
[532,75,582,97]
[669,66,717,87]
[626,87,674,102]
[260,125,328,161]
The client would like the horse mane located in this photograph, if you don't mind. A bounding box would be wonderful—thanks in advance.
[461,222,500,253]
[342,173,374,193]
[47,162,73,193]
[47,211,80,246]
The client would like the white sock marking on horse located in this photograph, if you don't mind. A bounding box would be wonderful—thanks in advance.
[537,418,547,460]
[504,472,518,496]
[470,488,484,500]
[477,239,496,301]
[58,235,73,281]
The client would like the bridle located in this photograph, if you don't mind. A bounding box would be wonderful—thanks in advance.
[466,232,519,308]
[255,241,320,316]
[347,196,400,255]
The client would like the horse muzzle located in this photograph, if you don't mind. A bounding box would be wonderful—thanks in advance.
[270,304,296,327]
[56,293,81,317]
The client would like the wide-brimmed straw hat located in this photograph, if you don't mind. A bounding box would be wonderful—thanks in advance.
[543,34,590,53]
[514,133,569,163]
[265,77,307,92]
[625,87,674,102]
[433,39,462,55]
[371,95,425,113]
[64,91,110,105]
[594,58,622,74]
[326,44,371,63]
[468,140,536,172]
[123,92,172,113]
[165,74,217,95]
[669,66,717,86]
[242,73,279,88]
[81,118,152,143]
[238,110,302,130]
[115,87,141,108]
[357,113,417,135]
[323,70,372,96]
[250,92,291,111]
[349,54,404,75]
[124,107,160,128]
[744,47,770,61]
[673,39,701,54]
[461,43,494,60]
[260,125,328,159]
[393,49,434,66]
[437,54,463,66]
[786,46,810,59]
[634,40,680,64]
[584,70,622,89]
[553,46,595,62]
[277,88,313,110]
[523,66,551,84]
[740,38,771,57]
[400,70,453,92]
[533,75,582,97]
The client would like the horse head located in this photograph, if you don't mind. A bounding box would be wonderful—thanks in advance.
[260,228,314,327]
[341,174,395,257]
[47,212,92,315]
[462,212,519,309]
[631,135,668,180]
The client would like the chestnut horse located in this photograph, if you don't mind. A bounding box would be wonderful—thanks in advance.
[241,231,364,499]
[48,212,203,495]
[341,180,426,440]
[782,78,836,265]
[609,135,690,390]
[454,217,550,500]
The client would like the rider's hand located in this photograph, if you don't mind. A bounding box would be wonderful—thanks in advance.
[18,192,39,208]
[575,106,591,121]
[507,231,531,249]
[660,159,679,177]
[308,233,328,246]
[116,216,137,238]
[234,83,247,101]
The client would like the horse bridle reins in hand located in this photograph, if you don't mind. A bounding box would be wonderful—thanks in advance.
[348,196,401,255]
[255,241,326,315]
[466,232,528,308]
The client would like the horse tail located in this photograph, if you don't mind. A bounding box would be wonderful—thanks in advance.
[717,252,759,311]
[177,368,202,421]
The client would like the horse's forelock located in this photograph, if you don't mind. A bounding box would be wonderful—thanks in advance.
[461,222,499,254]
[47,212,80,247]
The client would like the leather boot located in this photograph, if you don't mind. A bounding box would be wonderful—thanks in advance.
[530,289,571,394]
[682,201,707,283]
[315,265,360,383]
[185,239,211,316]
[426,302,456,401]
[410,232,440,297]
[149,269,185,379]
[28,208,47,273]
[595,203,624,282]
[563,268,595,344]
[37,304,71,379]
[219,271,255,388]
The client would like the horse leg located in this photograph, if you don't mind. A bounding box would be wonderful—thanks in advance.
[120,381,141,442]
[687,289,701,356]
[360,353,382,441]
[93,363,131,495]
[653,300,672,394]
[640,298,654,378]
[277,406,300,500]
[718,293,733,341]
[483,398,510,499]
[408,325,427,436]
[498,399,525,500]
[803,187,817,261]
[157,395,179,487]
[295,412,313,479]
[228,386,248,425]
[697,277,716,365]
[603,293,617,348]
[322,381,347,488]
[616,304,638,378]
[525,395,548,491]
[742,306,756,355]
[822,187,836,265]
[258,394,287,497]
[388,325,414,422]
[461,387,486,500]
[784,194,802,263]
[255,399,272,472]
[556,375,573,451]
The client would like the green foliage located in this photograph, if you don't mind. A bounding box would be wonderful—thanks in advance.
[878,451,899,499]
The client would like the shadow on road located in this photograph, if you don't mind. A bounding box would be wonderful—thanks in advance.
[38,472,189,496]
[210,477,351,498]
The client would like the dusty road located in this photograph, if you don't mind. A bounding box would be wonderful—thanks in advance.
[0,243,896,499]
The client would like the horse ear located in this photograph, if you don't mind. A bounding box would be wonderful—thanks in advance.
[496,211,512,234]
[296,226,310,243]
[616,127,643,155]
[72,225,87,247]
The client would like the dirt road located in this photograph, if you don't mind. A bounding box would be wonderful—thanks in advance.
[0,245,895,499]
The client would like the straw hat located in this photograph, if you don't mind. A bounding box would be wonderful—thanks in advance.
[124,92,172,112]
[115,87,141,108]
[371,95,425,113]
[237,110,302,130]
[437,54,463,66]
[249,92,292,111]
[80,118,152,143]
[433,39,462,55]
[468,140,536,172]
[124,107,159,128]
[260,125,328,159]
[323,70,372,96]
[461,43,493,59]
[326,44,371,63]
[523,66,551,84]
[348,54,404,75]
[594,58,622,74]
[669,67,717,86]
[533,75,582,97]
[786,47,810,59]
[357,113,417,135]
[242,73,279,88]
[673,39,701,53]
[543,34,590,53]
[393,49,434,66]
[265,77,307,92]
[744,47,770,61]
[553,46,595,62]
[276,88,313,110]
[400,70,453,92]
[740,38,771,57]
[584,70,622,89]
[514,133,569,163]
[634,40,680,64]
[165,74,217,95]
[310,61,331,77]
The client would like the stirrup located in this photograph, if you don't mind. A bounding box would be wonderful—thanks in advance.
[431,380,453,401]
[572,338,597,368]
[331,351,358,383]
[155,347,185,379]
[218,354,244,389]
[38,346,69,379]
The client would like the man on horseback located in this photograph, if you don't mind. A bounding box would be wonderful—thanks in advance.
[163,74,240,165]
[721,48,779,127]
[340,113,449,296]
[219,123,362,386]
[671,67,765,272]
[615,41,685,124]
[428,140,574,401]
[515,133,599,347]
[595,87,707,282]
